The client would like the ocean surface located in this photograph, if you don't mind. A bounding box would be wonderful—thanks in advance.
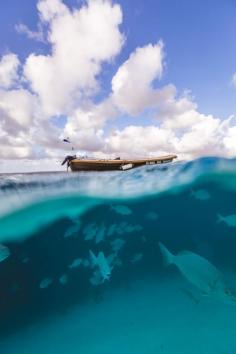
[1,157,236,353]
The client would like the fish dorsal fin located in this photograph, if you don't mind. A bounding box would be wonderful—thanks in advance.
[178,250,193,256]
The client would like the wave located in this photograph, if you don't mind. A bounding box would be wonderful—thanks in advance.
[0,157,236,243]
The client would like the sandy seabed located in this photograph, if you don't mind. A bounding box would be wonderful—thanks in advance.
[1,275,236,354]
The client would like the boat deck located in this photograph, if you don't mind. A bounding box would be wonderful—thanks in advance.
[69,155,177,171]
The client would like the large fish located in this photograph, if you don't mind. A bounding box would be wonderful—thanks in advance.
[218,214,236,227]
[159,242,236,303]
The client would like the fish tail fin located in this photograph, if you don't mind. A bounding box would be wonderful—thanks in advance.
[89,250,97,266]
[217,214,224,223]
[159,242,174,267]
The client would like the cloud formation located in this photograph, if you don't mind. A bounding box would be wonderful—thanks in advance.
[0,0,125,162]
[0,54,20,89]
[24,0,124,116]
[111,42,164,115]
[0,0,236,172]
[15,23,45,43]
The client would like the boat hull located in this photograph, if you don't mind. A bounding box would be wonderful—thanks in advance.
[69,155,177,172]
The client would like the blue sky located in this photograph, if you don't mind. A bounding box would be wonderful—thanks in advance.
[1,0,236,119]
[1,0,236,172]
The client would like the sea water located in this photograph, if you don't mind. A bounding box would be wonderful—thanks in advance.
[0,157,236,353]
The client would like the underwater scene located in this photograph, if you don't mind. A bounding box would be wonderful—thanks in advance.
[1,157,236,354]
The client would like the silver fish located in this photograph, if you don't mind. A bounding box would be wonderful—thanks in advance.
[83,223,98,241]
[39,277,52,289]
[59,274,68,285]
[0,244,10,262]
[191,189,211,201]
[89,250,112,282]
[111,205,132,216]
[64,220,81,238]
[218,214,236,227]
[95,223,106,244]
[110,238,126,253]
[131,253,143,263]
[68,257,82,269]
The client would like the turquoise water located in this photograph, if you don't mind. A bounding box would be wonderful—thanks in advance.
[1,158,236,353]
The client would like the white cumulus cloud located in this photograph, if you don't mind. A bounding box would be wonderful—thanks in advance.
[24,0,125,116]
[107,125,176,157]
[0,89,39,131]
[111,41,164,115]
